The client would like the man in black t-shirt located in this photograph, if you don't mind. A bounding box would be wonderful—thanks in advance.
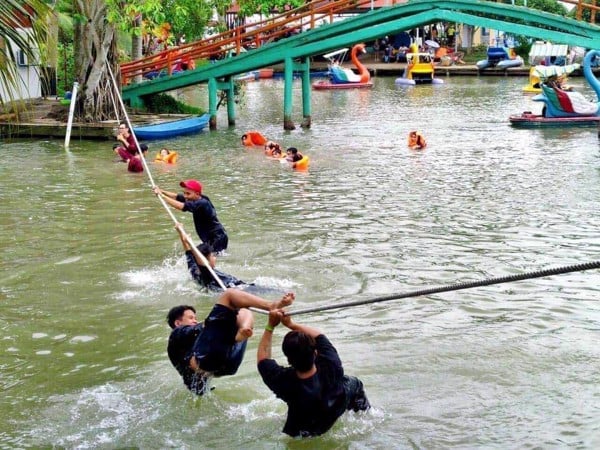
[153,179,228,253]
[257,312,370,437]
[167,290,294,395]
[175,223,247,291]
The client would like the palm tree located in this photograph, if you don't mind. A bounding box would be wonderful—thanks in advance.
[0,0,50,106]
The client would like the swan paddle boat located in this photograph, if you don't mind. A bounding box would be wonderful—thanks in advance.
[477,46,523,70]
[395,44,443,85]
[312,44,373,90]
[510,50,600,127]
[133,114,210,140]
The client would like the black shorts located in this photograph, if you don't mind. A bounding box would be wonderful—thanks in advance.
[343,376,371,412]
[209,231,228,253]
[192,304,245,374]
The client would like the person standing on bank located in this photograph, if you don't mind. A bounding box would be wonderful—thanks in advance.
[257,311,371,438]
[153,180,229,253]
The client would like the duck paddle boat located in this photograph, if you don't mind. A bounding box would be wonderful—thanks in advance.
[133,114,210,140]
[510,50,600,127]
[395,44,443,85]
[312,44,373,90]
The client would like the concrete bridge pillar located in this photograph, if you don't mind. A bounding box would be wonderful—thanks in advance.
[300,57,312,129]
[208,77,237,129]
[208,78,218,130]
[283,56,312,130]
[284,57,296,130]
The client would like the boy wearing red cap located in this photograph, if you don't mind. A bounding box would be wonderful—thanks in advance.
[153,180,229,253]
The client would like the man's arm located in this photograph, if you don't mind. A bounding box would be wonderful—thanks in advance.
[153,186,185,211]
[175,223,192,251]
[280,315,322,339]
[257,311,282,363]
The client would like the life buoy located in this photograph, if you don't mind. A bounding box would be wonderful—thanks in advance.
[292,155,310,171]
[154,151,178,163]
[408,131,427,150]
[241,131,267,146]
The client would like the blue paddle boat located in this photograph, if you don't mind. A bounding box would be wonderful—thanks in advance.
[133,114,210,140]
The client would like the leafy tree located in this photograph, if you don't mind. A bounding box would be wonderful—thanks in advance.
[105,0,233,57]
[524,0,567,16]
[72,0,118,121]
[236,0,304,19]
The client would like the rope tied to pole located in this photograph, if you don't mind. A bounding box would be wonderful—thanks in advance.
[105,64,227,292]
[287,260,600,316]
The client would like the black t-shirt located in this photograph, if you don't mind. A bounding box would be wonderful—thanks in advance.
[177,193,227,246]
[167,323,204,393]
[258,335,347,437]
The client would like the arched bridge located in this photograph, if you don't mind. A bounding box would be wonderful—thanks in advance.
[121,0,600,129]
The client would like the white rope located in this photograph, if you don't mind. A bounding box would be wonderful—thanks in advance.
[107,77,120,123]
[106,64,227,292]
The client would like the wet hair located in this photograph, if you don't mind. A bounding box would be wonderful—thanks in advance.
[287,147,298,155]
[196,242,214,258]
[241,134,247,141]
[282,331,316,372]
[167,305,196,329]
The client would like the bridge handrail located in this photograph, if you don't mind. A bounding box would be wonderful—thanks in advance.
[120,0,383,83]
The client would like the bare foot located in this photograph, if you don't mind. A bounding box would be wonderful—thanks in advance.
[235,326,253,342]
[271,292,295,310]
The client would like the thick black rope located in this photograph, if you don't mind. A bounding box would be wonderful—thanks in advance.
[287,260,600,316]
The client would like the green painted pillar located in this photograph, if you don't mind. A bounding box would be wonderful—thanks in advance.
[224,77,236,127]
[283,57,296,130]
[300,57,312,129]
[208,77,218,130]
[129,95,144,109]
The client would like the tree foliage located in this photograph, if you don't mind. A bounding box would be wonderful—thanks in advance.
[524,0,568,16]
[105,0,231,44]
[236,0,304,19]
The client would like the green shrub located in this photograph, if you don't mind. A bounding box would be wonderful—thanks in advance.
[144,94,204,114]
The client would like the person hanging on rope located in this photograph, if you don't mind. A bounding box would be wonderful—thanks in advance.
[175,223,248,291]
[113,122,137,161]
[153,179,229,253]
[257,311,371,438]
[167,289,295,395]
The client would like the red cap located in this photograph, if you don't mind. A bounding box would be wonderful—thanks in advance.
[180,179,202,194]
